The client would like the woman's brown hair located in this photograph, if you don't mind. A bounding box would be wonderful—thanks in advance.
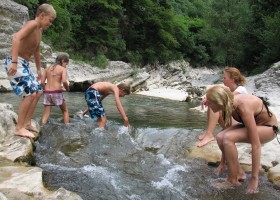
[225,67,246,86]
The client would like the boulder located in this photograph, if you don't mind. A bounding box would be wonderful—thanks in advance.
[0,103,82,199]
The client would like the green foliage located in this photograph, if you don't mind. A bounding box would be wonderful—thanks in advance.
[41,0,72,49]
[125,51,143,65]
[130,67,142,77]
[260,11,280,66]
[15,0,280,72]
[199,0,253,67]
[70,53,108,69]
[93,54,109,69]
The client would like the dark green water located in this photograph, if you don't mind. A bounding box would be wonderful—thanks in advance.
[0,92,206,129]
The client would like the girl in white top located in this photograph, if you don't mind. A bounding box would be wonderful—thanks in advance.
[197,67,248,147]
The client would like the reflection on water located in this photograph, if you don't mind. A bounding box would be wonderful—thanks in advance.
[1,92,279,200]
[0,92,206,128]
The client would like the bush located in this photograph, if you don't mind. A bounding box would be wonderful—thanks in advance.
[93,54,109,69]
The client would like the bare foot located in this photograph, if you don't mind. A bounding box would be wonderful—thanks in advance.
[238,172,247,182]
[25,124,39,133]
[15,128,35,138]
[211,179,241,190]
[198,132,206,141]
[197,136,215,147]
[214,164,225,176]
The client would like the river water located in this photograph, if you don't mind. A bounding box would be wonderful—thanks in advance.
[0,92,279,200]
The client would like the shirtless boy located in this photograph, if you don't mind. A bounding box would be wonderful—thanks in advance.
[85,82,131,128]
[4,4,56,138]
[41,53,70,125]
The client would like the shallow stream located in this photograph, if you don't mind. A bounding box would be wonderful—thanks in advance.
[1,92,279,200]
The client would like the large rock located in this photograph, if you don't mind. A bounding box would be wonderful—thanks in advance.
[0,103,82,199]
[0,166,82,200]
[0,103,40,164]
[67,60,133,88]
[0,0,29,59]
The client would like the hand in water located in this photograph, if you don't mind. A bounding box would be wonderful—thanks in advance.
[124,118,129,127]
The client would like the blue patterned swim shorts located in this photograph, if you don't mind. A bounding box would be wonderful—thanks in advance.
[4,56,42,97]
[85,88,105,120]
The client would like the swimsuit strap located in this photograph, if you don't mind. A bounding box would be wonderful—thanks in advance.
[47,64,58,76]
[258,96,273,117]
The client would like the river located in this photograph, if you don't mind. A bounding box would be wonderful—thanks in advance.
[0,92,278,200]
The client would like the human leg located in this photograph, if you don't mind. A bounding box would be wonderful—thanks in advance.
[220,127,248,184]
[24,91,43,132]
[98,116,107,127]
[197,108,219,147]
[215,124,247,178]
[214,129,227,176]
[214,152,226,176]
[59,101,69,124]
[82,108,88,116]
[41,105,52,125]
[16,94,36,138]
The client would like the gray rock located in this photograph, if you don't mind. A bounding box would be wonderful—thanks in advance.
[0,0,29,59]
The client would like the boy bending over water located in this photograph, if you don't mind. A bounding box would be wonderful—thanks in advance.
[84,82,131,128]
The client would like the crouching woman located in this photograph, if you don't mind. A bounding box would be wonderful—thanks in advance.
[205,85,278,194]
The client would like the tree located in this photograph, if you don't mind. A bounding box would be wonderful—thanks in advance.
[199,0,253,68]
[260,11,280,67]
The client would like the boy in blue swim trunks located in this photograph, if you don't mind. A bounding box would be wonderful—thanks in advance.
[4,4,56,138]
[84,82,131,128]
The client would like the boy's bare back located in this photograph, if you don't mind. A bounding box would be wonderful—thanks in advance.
[91,82,117,96]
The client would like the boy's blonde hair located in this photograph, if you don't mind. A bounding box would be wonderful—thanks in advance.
[206,85,234,128]
[36,4,56,17]
[224,67,246,86]
[117,83,131,95]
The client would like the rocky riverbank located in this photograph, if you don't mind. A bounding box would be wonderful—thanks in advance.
[0,0,280,198]
[135,62,280,190]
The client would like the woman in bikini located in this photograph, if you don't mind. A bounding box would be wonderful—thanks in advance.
[197,67,248,147]
[205,85,278,194]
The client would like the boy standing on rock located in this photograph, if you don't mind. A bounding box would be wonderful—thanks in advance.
[4,4,56,138]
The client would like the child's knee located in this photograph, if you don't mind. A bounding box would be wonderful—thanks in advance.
[216,132,224,143]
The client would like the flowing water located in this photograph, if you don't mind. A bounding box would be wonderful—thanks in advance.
[0,92,279,200]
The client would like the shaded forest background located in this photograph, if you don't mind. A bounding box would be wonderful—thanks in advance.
[15,0,280,74]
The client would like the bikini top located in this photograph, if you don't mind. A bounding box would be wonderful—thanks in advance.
[47,64,59,76]
[232,96,273,124]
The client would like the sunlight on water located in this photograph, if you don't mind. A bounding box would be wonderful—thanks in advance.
[2,92,279,200]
